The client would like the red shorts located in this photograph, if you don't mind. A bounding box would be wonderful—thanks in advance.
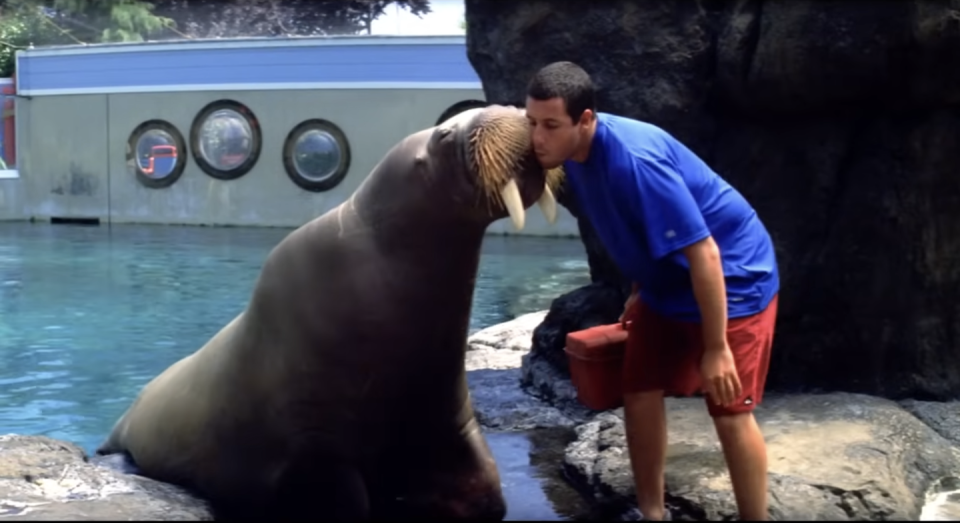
[622,294,779,417]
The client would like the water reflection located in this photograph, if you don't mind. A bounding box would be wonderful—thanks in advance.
[922,477,960,521]
[487,428,592,521]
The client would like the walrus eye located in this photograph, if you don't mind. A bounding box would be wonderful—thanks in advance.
[537,185,558,224]
[500,179,525,231]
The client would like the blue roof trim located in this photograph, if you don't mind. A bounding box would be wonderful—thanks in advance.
[16,37,480,95]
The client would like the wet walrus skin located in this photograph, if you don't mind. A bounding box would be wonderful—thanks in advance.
[95,105,563,521]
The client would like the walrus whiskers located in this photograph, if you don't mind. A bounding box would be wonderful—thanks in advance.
[467,111,565,230]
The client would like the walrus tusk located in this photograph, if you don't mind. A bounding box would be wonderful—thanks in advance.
[538,185,557,224]
[500,179,525,231]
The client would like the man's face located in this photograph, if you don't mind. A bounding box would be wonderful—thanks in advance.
[525,96,591,169]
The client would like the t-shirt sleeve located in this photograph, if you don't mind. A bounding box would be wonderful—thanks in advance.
[620,155,711,260]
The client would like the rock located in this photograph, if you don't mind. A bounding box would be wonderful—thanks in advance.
[467,310,549,370]
[520,351,594,422]
[468,368,582,432]
[464,0,960,400]
[465,311,588,431]
[529,281,629,377]
[562,392,960,520]
[519,293,623,419]
[0,434,211,520]
[900,399,960,446]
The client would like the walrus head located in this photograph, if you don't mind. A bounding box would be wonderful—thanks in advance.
[430,104,564,230]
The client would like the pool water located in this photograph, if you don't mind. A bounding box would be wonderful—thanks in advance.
[0,222,592,518]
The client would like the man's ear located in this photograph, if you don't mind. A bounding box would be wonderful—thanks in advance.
[579,109,595,127]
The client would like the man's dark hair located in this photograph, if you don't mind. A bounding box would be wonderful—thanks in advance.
[526,61,596,124]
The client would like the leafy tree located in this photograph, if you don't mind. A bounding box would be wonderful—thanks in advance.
[44,0,172,42]
[0,1,61,76]
[0,0,173,75]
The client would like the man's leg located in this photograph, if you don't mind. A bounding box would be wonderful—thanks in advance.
[623,389,667,520]
[703,294,778,521]
[712,412,768,521]
[621,300,693,521]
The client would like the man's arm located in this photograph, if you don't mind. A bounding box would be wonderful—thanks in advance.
[682,236,727,351]
[617,154,723,342]
[617,152,740,404]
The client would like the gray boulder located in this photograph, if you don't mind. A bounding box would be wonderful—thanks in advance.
[900,399,960,446]
[0,434,211,520]
[563,392,960,520]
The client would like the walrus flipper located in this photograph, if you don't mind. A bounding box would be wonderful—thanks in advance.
[89,451,142,476]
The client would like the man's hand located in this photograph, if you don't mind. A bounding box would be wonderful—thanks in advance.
[700,343,742,406]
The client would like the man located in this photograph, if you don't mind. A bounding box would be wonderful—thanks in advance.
[525,61,779,521]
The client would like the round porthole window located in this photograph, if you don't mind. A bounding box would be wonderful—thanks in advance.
[190,100,262,180]
[282,119,351,193]
[127,120,187,189]
[435,99,488,126]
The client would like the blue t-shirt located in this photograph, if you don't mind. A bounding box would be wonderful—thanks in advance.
[563,113,779,322]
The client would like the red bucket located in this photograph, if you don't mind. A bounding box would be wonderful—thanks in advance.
[564,322,628,411]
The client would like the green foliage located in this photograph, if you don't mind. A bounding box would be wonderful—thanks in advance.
[0,0,175,75]
[48,0,173,42]
[0,0,64,76]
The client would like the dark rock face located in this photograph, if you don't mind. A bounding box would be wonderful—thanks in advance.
[530,282,628,376]
[465,0,960,400]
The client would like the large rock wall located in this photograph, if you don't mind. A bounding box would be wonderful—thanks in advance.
[465,0,960,399]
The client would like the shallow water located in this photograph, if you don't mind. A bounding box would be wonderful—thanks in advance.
[489,429,593,521]
[0,222,592,518]
[922,477,960,521]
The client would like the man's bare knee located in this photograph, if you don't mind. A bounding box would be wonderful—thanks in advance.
[712,411,754,433]
[712,412,764,450]
[624,389,664,407]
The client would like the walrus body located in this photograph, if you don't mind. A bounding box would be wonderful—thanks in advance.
[95,105,562,521]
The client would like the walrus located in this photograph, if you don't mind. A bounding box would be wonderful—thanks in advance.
[95,104,563,521]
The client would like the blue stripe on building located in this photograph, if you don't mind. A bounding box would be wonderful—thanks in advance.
[17,39,480,94]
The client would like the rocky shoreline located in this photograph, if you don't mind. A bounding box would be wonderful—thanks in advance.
[469,312,960,521]
[3,311,960,520]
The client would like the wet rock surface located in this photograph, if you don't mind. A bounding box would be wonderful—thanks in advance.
[467,311,589,431]
[0,434,211,520]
